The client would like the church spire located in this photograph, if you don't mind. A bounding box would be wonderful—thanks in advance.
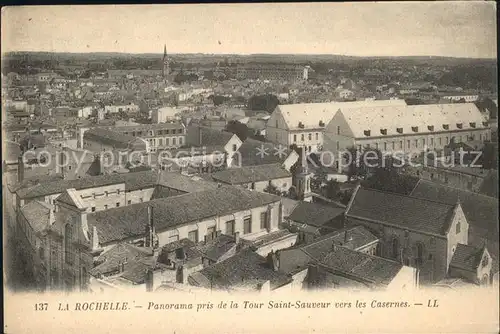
[163,44,167,59]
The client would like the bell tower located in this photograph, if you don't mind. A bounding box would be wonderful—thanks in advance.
[162,44,170,82]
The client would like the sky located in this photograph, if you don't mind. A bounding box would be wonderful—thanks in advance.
[1,3,497,58]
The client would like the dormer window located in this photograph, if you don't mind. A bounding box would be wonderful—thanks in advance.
[396,127,403,134]
[380,129,387,135]
[363,130,371,136]
[412,126,419,133]
[427,125,434,131]
[483,121,489,127]
[298,122,305,129]
[443,124,449,130]
[456,123,463,129]
[319,120,325,127]
[469,122,476,128]
[482,256,489,267]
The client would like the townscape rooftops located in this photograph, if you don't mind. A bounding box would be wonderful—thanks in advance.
[338,103,486,138]
[277,99,407,130]
[88,186,280,244]
[449,243,487,272]
[287,201,345,227]
[194,248,292,290]
[111,122,185,133]
[211,163,291,184]
[346,187,456,236]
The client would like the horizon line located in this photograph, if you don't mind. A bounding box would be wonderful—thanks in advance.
[2,50,497,61]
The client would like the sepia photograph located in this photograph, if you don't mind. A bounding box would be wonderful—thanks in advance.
[2,2,499,333]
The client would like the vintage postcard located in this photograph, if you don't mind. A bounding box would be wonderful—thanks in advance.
[2,3,499,333]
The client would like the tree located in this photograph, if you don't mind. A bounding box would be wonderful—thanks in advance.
[225,120,248,141]
[311,169,327,192]
[344,146,364,181]
[264,183,280,195]
[247,94,280,113]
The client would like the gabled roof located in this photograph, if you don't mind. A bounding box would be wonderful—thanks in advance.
[56,188,87,209]
[337,103,486,138]
[409,180,499,245]
[287,201,345,227]
[346,187,456,236]
[276,100,407,130]
[450,243,488,272]
[212,163,291,184]
[88,186,280,245]
[84,127,145,150]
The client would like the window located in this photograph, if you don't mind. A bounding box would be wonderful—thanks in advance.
[68,165,72,170]
[456,221,461,234]
[391,237,400,259]
[275,120,278,128]
[91,207,96,212]
[445,137,449,144]
[337,126,340,135]
[430,137,434,146]
[169,230,179,243]
[336,141,340,150]
[308,133,312,141]
[293,134,297,142]
[260,212,268,229]
[127,200,131,205]
[232,144,237,152]
[422,138,425,146]
[316,133,319,140]
[225,220,235,235]
[158,138,163,146]
[384,142,387,151]
[165,138,170,146]
[64,224,74,265]
[116,202,120,207]
[104,204,108,210]
[179,137,183,145]
[105,191,109,197]
[172,138,176,145]
[438,137,442,146]
[188,230,199,243]
[407,140,410,149]
[301,134,304,141]
[243,216,252,234]
[117,189,121,195]
[482,256,489,267]
[416,243,424,267]
[414,139,418,148]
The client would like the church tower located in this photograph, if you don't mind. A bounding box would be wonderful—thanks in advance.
[162,44,170,81]
[293,150,313,202]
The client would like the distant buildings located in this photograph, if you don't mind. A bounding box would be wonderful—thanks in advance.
[152,106,179,123]
[236,64,311,82]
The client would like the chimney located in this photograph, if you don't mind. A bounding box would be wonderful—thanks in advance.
[91,226,100,251]
[234,232,240,245]
[17,155,24,183]
[267,251,279,272]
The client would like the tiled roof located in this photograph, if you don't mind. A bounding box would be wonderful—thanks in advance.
[187,126,234,147]
[195,234,239,261]
[277,100,407,130]
[20,200,52,233]
[212,163,291,184]
[90,243,153,278]
[157,171,218,193]
[194,248,292,290]
[335,103,486,138]
[233,139,290,166]
[16,170,158,199]
[278,226,379,274]
[88,186,280,245]
[288,201,345,227]
[111,122,184,133]
[83,127,143,149]
[318,246,403,286]
[346,187,456,236]
[449,243,486,272]
[409,180,499,244]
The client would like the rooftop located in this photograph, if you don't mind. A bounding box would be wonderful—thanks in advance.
[83,127,142,149]
[346,187,456,236]
[88,186,280,245]
[192,248,292,291]
[287,201,345,227]
[211,163,291,184]
[449,243,487,272]
[19,200,52,233]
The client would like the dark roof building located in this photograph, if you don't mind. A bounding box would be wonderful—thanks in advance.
[83,127,146,151]
[211,163,291,185]
[346,186,457,236]
[287,201,345,228]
